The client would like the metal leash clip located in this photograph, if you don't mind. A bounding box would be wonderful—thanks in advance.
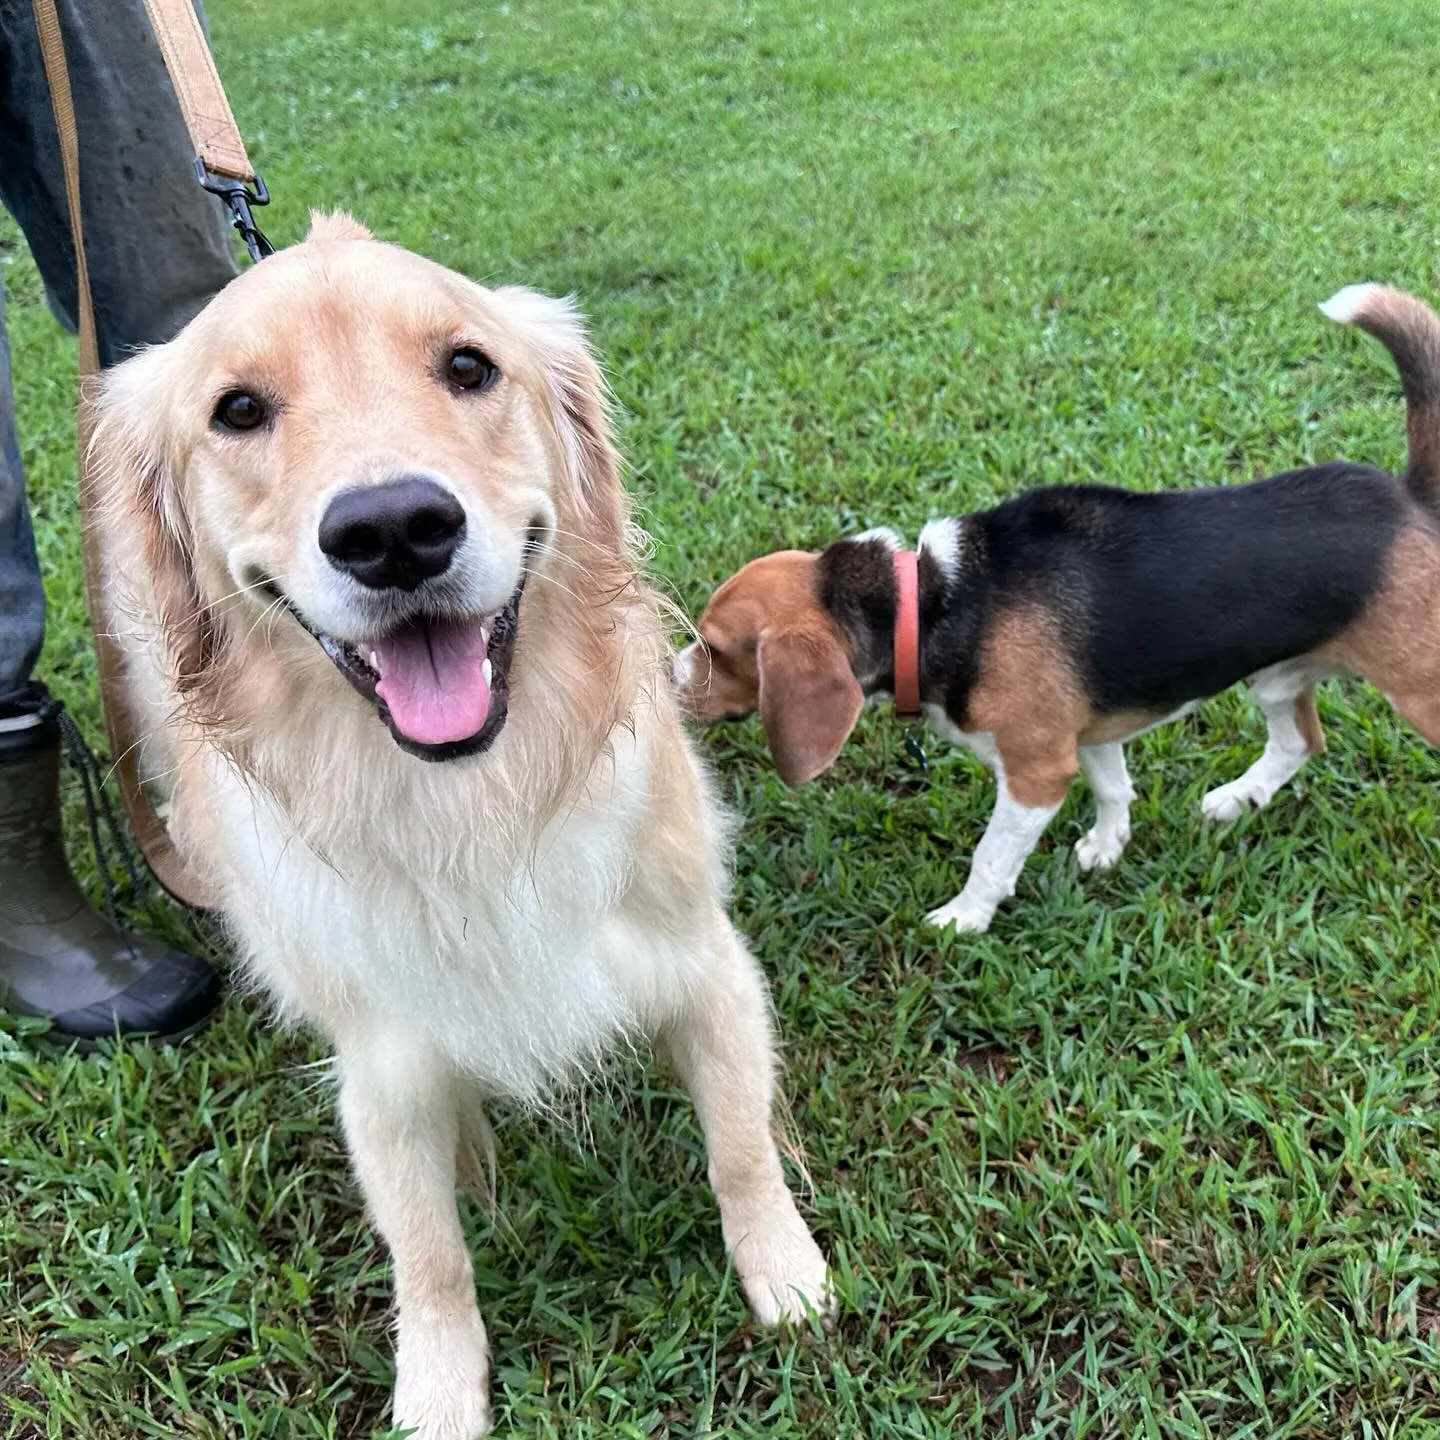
[904,730,929,771]
[194,159,275,263]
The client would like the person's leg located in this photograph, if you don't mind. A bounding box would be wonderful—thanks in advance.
[0,288,45,711]
[0,0,239,362]
[0,0,236,1041]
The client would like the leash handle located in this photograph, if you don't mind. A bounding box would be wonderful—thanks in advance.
[141,0,258,182]
[892,549,922,716]
[139,0,275,261]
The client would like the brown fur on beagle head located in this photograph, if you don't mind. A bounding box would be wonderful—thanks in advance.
[675,284,1440,934]
[673,549,864,783]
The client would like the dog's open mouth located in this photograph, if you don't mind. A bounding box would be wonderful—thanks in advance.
[260,578,526,763]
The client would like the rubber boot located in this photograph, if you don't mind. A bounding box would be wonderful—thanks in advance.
[0,695,220,1042]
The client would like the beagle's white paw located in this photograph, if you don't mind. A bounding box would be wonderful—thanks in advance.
[926,894,996,934]
[1075,822,1128,872]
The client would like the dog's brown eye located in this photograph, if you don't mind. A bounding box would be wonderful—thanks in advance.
[214,391,267,432]
[448,348,498,392]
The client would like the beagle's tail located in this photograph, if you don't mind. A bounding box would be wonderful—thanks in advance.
[1321,283,1440,503]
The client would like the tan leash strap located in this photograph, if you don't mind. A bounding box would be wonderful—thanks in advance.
[33,0,217,910]
[140,0,256,182]
[143,0,273,262]
[31,1,95,375]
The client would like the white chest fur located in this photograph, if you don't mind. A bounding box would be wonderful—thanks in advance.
[205,725,658,1104]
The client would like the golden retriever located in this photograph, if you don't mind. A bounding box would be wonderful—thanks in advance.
[90,213,830,1439]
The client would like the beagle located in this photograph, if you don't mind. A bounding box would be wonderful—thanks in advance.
[674,284,1440,933]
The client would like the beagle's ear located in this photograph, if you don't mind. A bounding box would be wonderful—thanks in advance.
[756,621,864,784]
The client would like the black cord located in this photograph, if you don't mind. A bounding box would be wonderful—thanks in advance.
[55,708,147,924]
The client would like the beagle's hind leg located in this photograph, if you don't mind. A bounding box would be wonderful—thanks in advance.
[1075,742,1135,872]
[1202,660,1334,823]
[927,741,1073,934]
[1383,693,1440,747]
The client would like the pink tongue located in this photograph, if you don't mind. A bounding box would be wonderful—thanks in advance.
[373,617,491,746]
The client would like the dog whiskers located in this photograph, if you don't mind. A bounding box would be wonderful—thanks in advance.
[238,594,289,652]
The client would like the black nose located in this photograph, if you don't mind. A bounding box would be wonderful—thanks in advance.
[318,478,467,591]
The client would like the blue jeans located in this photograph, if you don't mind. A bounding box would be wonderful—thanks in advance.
[0,0,239,708]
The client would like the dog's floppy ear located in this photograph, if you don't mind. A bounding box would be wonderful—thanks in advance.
[494,286,625,542]
[88,359,216,697]
[756,620,864,784]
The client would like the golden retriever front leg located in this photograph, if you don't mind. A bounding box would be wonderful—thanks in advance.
[658,917,831,1325]
[336,1029,491,1440]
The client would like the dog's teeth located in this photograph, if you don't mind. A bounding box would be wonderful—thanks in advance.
[367,650,378,669]
[482,658,493,686]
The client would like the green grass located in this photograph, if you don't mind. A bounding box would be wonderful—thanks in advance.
[6,0,1440,1434]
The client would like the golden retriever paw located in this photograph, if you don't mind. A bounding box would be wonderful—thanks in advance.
[392,1311,492,1440]
[732,1208,833,1327]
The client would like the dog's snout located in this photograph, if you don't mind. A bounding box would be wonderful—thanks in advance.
[318,478,466,591]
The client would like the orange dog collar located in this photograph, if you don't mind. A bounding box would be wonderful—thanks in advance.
[893,549,921,715]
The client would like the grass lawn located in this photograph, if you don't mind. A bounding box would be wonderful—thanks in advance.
[6,0,1440,1434]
